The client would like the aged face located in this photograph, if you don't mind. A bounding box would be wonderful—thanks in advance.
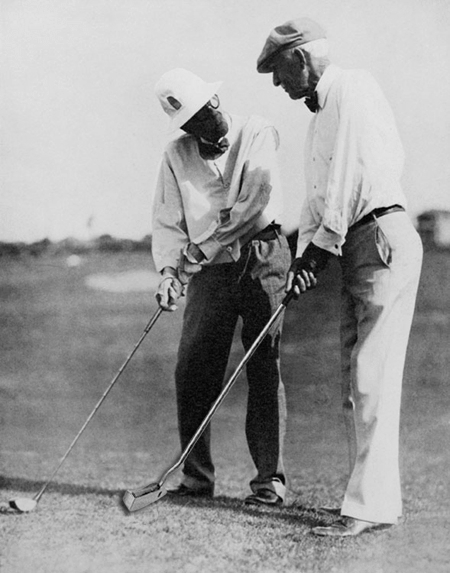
[181,96,229,143]
[270,49,312,100]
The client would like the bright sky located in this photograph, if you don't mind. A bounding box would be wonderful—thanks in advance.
[2,0,450,241]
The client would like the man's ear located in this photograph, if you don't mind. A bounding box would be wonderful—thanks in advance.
[293,47,308,68]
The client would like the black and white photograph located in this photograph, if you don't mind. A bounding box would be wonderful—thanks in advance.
[1,1,449,571]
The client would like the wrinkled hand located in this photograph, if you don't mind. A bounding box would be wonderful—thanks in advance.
[156,268,184,311]
[286,242,332,298]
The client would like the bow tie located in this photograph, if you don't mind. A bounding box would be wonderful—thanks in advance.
[197,137,230,160]
[304,92,319,113]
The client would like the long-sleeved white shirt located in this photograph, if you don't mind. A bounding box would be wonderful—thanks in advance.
[152,114,283,272]
[297,64,407,257]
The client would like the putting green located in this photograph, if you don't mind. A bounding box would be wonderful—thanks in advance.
[85,270,160,293]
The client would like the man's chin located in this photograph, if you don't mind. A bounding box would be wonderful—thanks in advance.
[283,89,305,100]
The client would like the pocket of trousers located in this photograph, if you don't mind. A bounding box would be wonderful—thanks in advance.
[375,222,392,268]
[249,236,291,288]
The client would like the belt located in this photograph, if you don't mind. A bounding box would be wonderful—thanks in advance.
[252,223,281,242]
[350,205,405,231]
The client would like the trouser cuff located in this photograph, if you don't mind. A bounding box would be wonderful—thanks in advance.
[341,500,400,525]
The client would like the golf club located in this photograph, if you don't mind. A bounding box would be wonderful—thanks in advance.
[123,290,294,512]
[9,307,163,513]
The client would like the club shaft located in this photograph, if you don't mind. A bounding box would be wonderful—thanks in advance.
[157,291,294,486]
[34,307,163,502]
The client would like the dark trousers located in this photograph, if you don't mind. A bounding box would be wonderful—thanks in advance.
[175,233,291,493]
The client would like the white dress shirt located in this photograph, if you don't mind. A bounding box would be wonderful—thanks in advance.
[152,114,283,272]
[297,64,407,257]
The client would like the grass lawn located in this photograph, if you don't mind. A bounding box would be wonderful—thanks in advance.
[1,250,449,572]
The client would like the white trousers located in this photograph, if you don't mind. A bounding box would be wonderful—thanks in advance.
[339,211,423,524]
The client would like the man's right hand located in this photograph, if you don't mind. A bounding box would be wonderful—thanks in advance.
[286,261,317,298]
[156,268,184,311]
[285,242,331,298]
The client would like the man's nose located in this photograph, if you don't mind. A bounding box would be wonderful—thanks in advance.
[272,72,281,87]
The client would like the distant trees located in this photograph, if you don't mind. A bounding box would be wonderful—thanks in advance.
[416,210,450,251]
[4,212,449,258]
[0,234,153,257]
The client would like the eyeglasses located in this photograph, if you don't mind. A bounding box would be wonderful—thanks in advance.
[206,94,220,109]
[206,95,220,109]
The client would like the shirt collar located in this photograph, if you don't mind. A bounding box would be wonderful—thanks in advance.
[315,64,342,109]
[222,112,235,145]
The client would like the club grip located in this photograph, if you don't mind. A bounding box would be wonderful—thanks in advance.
[282,289,295,307]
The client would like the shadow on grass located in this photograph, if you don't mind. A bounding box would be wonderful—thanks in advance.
[160,493,325,528]
[0,474,118,497]
[1,474,336,532]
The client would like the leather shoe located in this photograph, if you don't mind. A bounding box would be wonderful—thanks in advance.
[167,483,214,498]
[312,517,392,537]
[244,489,283,507]
[319,506,341,517]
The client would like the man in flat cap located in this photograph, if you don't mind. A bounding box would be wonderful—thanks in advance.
[151,68,291,506]
[257,19,423,536]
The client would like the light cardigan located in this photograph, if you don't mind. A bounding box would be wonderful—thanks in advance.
[152,114,283,272]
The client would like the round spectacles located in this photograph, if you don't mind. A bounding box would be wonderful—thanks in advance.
[207,95,220,109]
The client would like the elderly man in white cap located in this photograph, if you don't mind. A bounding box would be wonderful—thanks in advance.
[257,18,423,535]
[151,68,291,505]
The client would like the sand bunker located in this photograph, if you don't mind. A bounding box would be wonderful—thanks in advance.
[85,270,160,293]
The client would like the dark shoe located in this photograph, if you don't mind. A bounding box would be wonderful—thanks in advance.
[319,506,341,517]
[244,489,283,507]
[167,483,214,498]
[312,517,392,537]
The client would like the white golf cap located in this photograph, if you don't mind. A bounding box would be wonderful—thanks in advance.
[155,68,223,132]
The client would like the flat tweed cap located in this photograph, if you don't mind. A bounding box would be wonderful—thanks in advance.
[257,17,326,73]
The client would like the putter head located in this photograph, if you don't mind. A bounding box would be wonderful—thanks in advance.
[123,483,167,512]
[9,498,37,513]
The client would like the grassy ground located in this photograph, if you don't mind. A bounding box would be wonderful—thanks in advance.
[0,250,449,572]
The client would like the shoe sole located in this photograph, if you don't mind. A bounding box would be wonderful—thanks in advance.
[244,497,283,507]
[167,489,213,498]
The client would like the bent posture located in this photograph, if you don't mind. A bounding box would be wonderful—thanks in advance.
[257,18,423,535]
[152,69,291,505]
